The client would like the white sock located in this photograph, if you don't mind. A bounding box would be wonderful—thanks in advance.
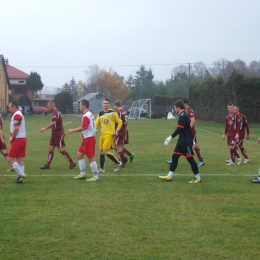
[195,173,201,179]
[90,161,99,179]
[168,171,174,179]
[21,165,25,174]
[78,159,86,177]
[12,162,23,176]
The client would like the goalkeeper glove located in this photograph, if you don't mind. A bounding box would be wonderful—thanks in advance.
[164,135,172,146]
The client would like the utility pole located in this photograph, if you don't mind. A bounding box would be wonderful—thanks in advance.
[188,63,191,87]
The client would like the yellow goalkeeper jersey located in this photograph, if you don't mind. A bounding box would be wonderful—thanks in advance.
[95,108,123,134]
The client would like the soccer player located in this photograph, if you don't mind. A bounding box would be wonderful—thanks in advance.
[159,100,202,183]
[166,99,205,166]
[7,101,27,183]
[250,138,260,183]
[113,100,135,167]
[222,104,241,165]
[95,99,123,173]
[0,114,8,161]
[233,105,250,163]
[68,99,99,181]
[40,100,76,170]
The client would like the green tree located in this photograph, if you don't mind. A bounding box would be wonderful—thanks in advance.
[26,72,44,105]
[18,95,32,106]
[54,91,73,114]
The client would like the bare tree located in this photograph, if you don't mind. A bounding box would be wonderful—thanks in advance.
[210,58,231,78]
[192,61,208,79]
[171,65,188,78]
[248,60,260,76]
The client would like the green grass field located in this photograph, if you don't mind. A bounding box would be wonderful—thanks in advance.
[1,114,260,260]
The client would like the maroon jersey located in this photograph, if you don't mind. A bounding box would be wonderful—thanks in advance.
[51,109,63,132]
[224,113,240,136]
[238,113,249,136]
[185,107,195,129]
[117,108,127,138]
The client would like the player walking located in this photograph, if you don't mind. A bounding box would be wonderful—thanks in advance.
[95,99,123,173]
[68,99,99,181]
[233,105,250,163]
[222,104,241,165]
[40,100,76,170]
[113,100,135,167]
[159,100,201,183]
[7,101,27,183]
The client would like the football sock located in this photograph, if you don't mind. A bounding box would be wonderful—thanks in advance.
[240,147,249,159]
[118,151,125,164]
[230,150,235,162]
[90,161,99,178]
[100,154,105,169]
[61,150,74,164]
[12,162,23,176]
[195,173,201,179]
[233,148,240,158]
[106,151,119,164]
[168,171,174,178]
[194,147,203,162]
[123,148,132,156]
[47,151,54,166]
[78,159,86,177]
[21,165,25,174]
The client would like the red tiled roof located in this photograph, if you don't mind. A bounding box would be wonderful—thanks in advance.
[6,64,29,79]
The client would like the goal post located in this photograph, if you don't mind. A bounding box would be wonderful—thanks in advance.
[127,99,151,119]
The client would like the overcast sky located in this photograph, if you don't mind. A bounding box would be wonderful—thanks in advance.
[2,0,260,93]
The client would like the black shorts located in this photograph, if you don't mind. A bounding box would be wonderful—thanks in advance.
[173,144,195,158]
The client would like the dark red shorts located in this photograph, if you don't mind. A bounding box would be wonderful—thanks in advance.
[50,131,65,148]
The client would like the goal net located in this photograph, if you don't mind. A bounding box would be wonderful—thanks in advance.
[127,99,151,119]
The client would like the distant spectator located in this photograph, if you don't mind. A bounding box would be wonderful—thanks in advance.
[29,106,33,116]
[22,105,25,115]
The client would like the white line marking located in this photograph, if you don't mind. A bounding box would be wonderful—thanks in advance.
[0,174,257,177]
[63,122,71,126]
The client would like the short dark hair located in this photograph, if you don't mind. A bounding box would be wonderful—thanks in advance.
[9,101,19,108]
[103,98,110,103]
[182,99,188,104]
[114,100,122,107]
[173,100,184,109]
[80,99,89,108]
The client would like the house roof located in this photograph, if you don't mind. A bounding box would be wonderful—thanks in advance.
[0,55,11,88]
[78,92,108,101]
[6,64,29,79]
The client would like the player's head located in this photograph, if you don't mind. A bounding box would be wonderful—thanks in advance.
[233,105,239,113]
[173,100,184,114]
[47,100,56,112]
[227,103,234,113]
[114,100,122,110]
[8,101,19,113]
[102,99,111,111]
[80,99,89,111]
[182,99,189,108]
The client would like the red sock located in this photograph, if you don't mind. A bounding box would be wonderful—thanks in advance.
[230,150,235,163]
[194,147,203,162]
[124,148,132,156]
[233,148,240,158]
[46,151,54,166]
[61,150,74,164]
[240,147,249,159]
[3,152,8,161]
[118,151,125,164]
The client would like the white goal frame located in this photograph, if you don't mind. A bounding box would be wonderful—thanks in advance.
[127,99,151,119]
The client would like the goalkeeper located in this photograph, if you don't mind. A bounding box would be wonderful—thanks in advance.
[159,100,202,184]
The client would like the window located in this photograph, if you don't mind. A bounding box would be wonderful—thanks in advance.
[14,87,27,94]
[18,80,25,83]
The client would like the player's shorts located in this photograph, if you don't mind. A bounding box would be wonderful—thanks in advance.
[227,135,236,147]
[78,136,96,158]
[8,138,26,158]
[114,136,125,146]
[99,132,114,150]
[236,138,244,147]
[173,144,195,158]
[50,131,65,148]
[0,136,7,150]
